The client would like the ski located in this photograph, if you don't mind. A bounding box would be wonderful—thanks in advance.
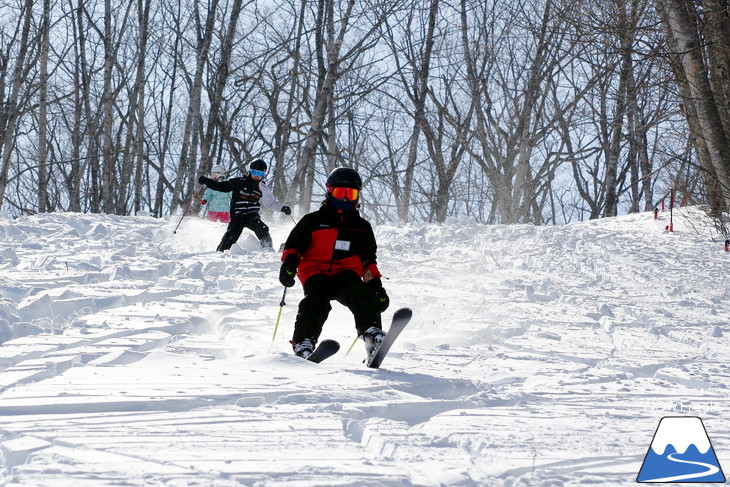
[307,339,340,364]
[366,307,412,369]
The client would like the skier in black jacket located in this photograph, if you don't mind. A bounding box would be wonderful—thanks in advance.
[198,159,291,251]
[278,167,390,361]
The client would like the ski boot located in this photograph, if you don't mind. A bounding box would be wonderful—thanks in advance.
[293,338,315,360]
[363,326,386,362]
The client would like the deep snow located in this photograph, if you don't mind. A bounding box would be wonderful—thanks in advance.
[0,207,729,486]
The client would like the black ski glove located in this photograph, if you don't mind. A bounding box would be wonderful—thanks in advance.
[279,254,299,287]
[281,205,291,215]
[367,277,390,313]
[198,176,212,185]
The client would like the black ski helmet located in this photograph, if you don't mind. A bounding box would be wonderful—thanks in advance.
[250,159,267,172]
[325,167,362,190]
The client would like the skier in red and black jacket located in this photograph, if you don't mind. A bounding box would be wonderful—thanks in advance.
[279,167,390,361]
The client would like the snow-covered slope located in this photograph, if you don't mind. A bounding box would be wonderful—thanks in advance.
[0,208,728,486]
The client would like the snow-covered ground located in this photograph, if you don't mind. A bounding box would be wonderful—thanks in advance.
[0,207,728,486]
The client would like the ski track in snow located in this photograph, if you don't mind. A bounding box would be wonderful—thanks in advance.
[0,208,729,486]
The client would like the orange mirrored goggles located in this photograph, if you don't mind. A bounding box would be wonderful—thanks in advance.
[328,186,359,201]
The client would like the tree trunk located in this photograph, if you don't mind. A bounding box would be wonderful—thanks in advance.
[133,0,151,214]
[291,0,355,210]
[38,0,51,213]
[76,0,103,213]
[604,0,633,218]
[0,0,33,208]
[199,0,244,177]
[703,0,730,141]
[119,91,140,214]
[67,0,84,212]
[459,0,503,220]
[154,2,182,217]
[172,0,219,214]
[272,0,308,200]
[324,89,340,172]
[118,3,148,217]
[657,0,730,212]
[398,0,439,223]
[510,0,554,223]
[101,0,115,213]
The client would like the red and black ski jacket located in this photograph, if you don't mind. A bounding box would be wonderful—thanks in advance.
[281,204,382,285]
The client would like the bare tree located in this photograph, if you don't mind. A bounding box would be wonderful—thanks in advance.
[112,0,153,214]
[172,0,220,214]
[37,0,51,213]
[149,0,184,217]
[424,85,471,222]
[561,0,675,220]
[258,0,311,200]
[77,0,102,213]
[288,0,349,208]
[381,0,440,222]
[198,0,247,179]
[459,0,582,224]
[602,0,636,217]
[0,0,35,209]
[133,0,152,213]
[1,0,726,224]
[656,0,730,215]
[289,0,401,210]
[100,0,115,212]
[64,0,86,212]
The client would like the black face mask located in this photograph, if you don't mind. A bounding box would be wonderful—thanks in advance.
[327,195,358,211]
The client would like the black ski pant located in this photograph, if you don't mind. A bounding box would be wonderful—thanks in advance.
[216,212,272,252]
[292,271,382,344]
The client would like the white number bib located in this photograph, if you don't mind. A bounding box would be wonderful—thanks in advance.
[334,240,351,251]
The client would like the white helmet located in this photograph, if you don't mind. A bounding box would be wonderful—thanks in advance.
[211,165,225,175]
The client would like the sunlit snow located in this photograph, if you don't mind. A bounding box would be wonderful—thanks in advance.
[1,207,729,486]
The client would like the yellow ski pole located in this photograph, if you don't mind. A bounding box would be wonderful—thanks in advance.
[346,334,360,355]
[272,287,287,342]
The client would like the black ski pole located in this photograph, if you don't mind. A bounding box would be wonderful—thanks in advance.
[173,186,204,234]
